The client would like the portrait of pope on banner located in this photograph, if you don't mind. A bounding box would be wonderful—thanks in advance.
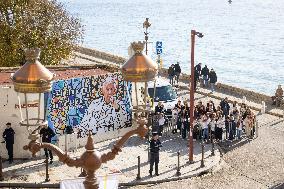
[79,75,131,137]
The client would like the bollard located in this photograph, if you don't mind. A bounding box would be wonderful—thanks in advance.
[45,156,50,182]
[209,128,212,143]
[242,96,246,104]
[0,156,3,181]
[176,152,181,176]
[256,120,259,138]
[261,101,266,113]
[226,129,228,140]
[211,140,215,156]
[200,143,205,168]
[136,156,141,180]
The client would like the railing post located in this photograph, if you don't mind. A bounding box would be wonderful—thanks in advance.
[200,143,205,168]
[45,156,50,182]
[136,156,141,180]
[0,156,3,181]
[176,152,181,176]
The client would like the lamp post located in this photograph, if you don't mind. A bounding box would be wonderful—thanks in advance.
[143,18,151,55]
[122,41,158,161]
[189,30,203,162]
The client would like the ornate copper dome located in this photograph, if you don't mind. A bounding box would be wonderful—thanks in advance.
[121,41,158,82]
[11,48,54,93]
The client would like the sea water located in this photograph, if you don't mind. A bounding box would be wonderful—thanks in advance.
[59,0,284,95]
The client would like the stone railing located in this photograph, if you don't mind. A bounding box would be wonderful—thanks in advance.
[74,46,126,64]
[216,83,272,103]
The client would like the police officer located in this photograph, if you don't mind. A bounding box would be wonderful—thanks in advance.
[3,122,15,164]
[149,132,162,177]
[40,125,56,164]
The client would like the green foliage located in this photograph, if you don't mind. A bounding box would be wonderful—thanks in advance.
[0,0,83,66]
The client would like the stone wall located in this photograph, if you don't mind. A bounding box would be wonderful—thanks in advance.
[75,46,126,64]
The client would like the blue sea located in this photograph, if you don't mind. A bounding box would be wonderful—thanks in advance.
[59,0,284,95]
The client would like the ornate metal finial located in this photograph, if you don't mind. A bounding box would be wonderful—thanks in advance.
[131,41,145,54]
[24,48,41,61]
[85,131,95,151]
[143,18,151,29]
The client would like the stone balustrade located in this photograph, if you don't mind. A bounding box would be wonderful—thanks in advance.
[75,46,126,64]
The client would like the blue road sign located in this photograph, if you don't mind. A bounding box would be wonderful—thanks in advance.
[156,41,163,55]
[156,49,162,54]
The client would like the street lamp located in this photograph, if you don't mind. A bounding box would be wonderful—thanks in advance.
[143,18,151,55]
[11,48,54,140]
[189,30,203,162]
[122,41,158,161]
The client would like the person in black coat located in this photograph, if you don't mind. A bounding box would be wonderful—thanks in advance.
[220,98,230,117]
[3,122,15,164]
[209,69,217,92]
[194,68,199,91]
[201,65,210,87]
[194,63,202,77]
[174,62,181,84]
[168,64,175,85]
[40,125,56,164]
[155,101,165,115]
[149,132,162,177]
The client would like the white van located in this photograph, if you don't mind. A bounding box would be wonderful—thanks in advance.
[147,78,178,115]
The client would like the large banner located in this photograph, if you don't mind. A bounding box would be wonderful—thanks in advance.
[46,73,132,137]
[60,174,119,189]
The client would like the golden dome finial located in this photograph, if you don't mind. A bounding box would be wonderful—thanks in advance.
[131,41,145,54]
[25,48,41,61]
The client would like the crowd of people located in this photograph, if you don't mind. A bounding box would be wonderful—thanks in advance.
[153,97,257,143]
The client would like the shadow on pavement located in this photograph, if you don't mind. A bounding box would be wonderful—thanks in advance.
[218,138,251,153]
[269,183,284,189]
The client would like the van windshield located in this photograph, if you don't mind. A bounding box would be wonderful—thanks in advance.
[148,85,177,102]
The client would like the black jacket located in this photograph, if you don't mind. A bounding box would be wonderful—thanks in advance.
[40,127,56,143]
[201,66,209,76]
[155,105,164,114]
[174,64,181,73]
[195,64,201,72]
[209,71,217,83]
[149,139,162,153]
[168,66,175,76]
[3,128,15,144]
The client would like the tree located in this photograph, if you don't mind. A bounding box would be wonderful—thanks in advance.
[0,0,83,67]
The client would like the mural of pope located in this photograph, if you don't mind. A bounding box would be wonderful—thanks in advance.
[79,76,129,136]
[47,73,132,138]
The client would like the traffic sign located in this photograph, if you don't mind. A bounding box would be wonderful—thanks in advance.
[156,41,163,55]
[156,48,162,54]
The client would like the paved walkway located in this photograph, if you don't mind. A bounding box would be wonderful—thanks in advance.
[2,134,220,186]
